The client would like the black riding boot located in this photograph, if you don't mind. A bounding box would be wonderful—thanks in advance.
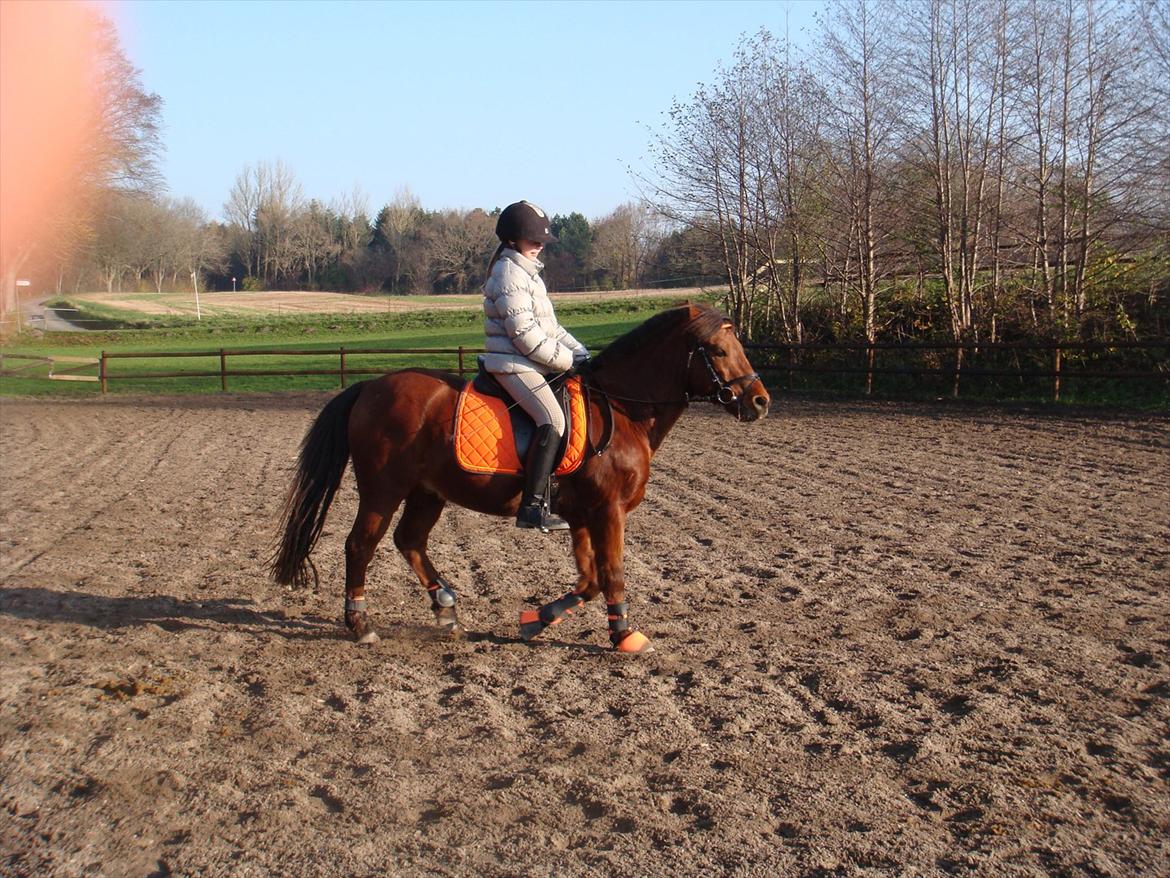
[516,424,570,531]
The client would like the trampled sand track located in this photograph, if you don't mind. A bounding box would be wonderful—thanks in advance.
[1,393,1167,876]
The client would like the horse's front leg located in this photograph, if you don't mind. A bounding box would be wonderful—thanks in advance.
[591,505,652,654]
[518,525,597,642]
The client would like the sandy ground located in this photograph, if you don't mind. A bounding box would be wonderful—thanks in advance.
[1,393,1168,877]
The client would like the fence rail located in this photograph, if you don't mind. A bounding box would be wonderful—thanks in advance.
[744,339,1169,402]
[96,346,480,393]
[4,341,1166,403]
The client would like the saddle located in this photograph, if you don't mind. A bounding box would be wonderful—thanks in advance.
[453,364,589,476]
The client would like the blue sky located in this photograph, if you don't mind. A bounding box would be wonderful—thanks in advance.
[108,1,821,222]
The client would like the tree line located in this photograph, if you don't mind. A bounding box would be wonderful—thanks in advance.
[648,0,1169,343]
[40,169,709,299]
[6,1,1167,351]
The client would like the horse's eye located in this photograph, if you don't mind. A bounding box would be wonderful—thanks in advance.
[712,348,727,357]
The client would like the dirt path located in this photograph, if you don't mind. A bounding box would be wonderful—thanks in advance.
[1,395,1167,877]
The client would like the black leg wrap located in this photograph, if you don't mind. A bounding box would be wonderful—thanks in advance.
[426,577,457,610]
[607,602,630,641]
[539,592,585,626]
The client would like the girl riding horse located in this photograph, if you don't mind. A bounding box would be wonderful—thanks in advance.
[482,200,591,531]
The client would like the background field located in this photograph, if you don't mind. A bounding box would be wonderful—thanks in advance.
[1,394,1168,877]
[1,291,716,397]
[4,288,1165,408]
[60,288,713,319]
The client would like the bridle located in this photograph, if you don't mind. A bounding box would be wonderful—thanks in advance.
[579,343,761,408]
[685,344,762,406]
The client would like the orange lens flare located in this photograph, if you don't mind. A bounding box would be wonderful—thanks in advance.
[0,1,106,271]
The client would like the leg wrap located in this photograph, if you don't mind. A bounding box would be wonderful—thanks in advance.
[539,592,585,626]
[427,578,457,609]
[345,597,367,613]
[607,601,630,644]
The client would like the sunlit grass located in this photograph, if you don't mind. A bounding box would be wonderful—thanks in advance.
[1,295,708,397]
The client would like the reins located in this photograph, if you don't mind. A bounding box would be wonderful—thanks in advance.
[483,331,760,460]
[577,344,761,408]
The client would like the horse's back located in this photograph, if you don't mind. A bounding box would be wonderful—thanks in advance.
[350,368,462,446]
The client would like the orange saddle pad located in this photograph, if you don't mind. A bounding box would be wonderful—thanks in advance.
[454,376,588,476]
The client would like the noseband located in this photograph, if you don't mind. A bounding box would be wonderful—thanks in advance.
[685,345,761,405]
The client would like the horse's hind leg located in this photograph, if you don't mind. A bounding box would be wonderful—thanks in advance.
[345,495,404,644]
[394,487,464,635]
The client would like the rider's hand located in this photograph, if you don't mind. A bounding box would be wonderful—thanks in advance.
[570,354,592,378]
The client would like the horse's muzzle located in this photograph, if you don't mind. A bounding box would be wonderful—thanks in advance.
[738,390,770,421]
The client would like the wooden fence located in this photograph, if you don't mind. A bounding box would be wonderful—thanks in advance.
[96,346,479,393]
[744,339,1169,402]
[5,341,1164,402]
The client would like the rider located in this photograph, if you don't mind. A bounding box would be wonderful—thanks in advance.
[482,200,591,531]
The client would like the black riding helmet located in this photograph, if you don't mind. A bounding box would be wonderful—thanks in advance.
[496,200,557,244]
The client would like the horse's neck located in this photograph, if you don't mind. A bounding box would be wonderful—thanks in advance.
[598,340,687,402]
[642,405,686,454]
[599,342,689,454]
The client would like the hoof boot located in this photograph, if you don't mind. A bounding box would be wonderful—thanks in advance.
[614,631,652,654]
[519,609,547,642]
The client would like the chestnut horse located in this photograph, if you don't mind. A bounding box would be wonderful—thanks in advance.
[270,304,770,653]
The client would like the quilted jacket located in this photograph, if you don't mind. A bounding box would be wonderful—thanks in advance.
[482,248,588,375]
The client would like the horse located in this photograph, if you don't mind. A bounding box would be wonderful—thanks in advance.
[270,303,770,653]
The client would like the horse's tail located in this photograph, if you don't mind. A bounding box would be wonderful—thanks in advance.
[270,382,366,587]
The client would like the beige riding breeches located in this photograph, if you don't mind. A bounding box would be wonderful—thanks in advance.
[493,371,565,437]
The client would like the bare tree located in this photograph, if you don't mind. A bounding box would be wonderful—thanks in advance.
[224,160,303,286]
[817,0,905,367]
[290,201,340,288]
[902,0,1011,342]
[646,45,766,333]
[0,7,161,323]
[755,29,824,343]
[421,208,496,293]
[591,202,663,289]
[373,186,423,293]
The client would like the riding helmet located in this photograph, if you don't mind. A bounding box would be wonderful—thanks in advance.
[496,200,557,244]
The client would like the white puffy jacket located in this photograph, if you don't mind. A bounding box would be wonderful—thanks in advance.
[481,248,588,375]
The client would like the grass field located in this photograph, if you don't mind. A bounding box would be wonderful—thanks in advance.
[0,292,717,397]
[55,287,714,321]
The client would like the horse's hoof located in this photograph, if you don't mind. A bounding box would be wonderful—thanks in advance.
[519,609,546,642]
[614,631,653,654]
[440,621,467,639]
[356,630,380,645]
[435,607,465,638]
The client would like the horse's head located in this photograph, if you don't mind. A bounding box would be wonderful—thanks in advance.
[686,312,770,422]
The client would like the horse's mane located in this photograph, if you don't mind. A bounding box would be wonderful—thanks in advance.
[592,304,730,370]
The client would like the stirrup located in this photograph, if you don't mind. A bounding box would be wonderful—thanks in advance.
[516,503,570,532]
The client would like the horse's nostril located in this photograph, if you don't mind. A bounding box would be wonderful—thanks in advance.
[753,395,768,410]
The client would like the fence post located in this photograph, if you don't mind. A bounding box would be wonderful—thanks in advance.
[1054,345,1062,402]
[220,349,227,392]
[340,347,347,388]
[458,345,465,376]
[100,351,107,394]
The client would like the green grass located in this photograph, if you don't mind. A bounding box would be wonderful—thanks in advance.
[2,296,710,397]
